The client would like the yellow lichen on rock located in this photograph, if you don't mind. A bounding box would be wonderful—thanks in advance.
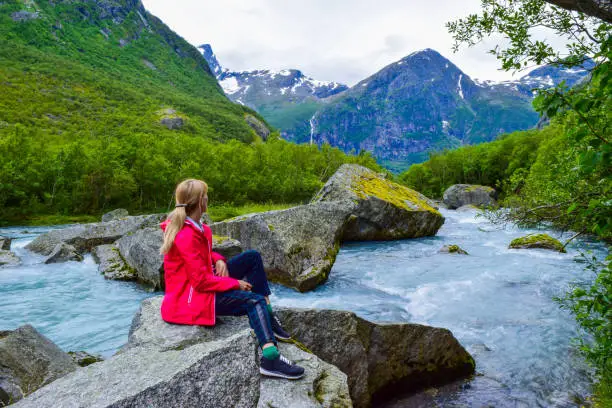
[352,174,441,216]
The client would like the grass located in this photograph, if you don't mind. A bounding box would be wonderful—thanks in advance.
[0,214,99,227]
[208,203,298,222]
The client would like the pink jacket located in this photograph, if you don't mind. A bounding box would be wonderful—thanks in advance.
[160,218,239,325]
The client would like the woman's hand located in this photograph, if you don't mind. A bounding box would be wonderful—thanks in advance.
[238,280,252,291]
[215,260,229,277]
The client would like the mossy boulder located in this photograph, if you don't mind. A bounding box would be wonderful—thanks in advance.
[509,234,566,253]
[442,184,497,210]
[313,164,444,241]
[276,308,475,408]
[211,201,354,292]
[0,325,77,406]
[92,244,136,281]
[439,244,468,255]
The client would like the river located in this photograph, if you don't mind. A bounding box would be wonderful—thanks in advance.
[0,208,606,407]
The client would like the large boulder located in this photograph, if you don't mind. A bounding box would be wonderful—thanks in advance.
[44,243,83,264]
[312,164,444,241]
[126,296,351,408]
[211,201,355,292]
[116,228,165,290]
[13,333,259,408]
[442,184,497,209]
[0,236,11,250]
[101,208,128,222]
[116,228,244,290]
[276,308,475,408]
[0,325,78,406]
[91,244,135,280]
[0,250,20,267]
[25,214,165,256]
[509,233,566,253]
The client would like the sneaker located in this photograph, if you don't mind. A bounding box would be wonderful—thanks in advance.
[270,313,292,341]
[260,354,305,380]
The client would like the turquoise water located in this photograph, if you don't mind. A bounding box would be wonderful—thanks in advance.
[0,209,606,406]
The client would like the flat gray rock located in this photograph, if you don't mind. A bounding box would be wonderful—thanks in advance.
[44,243,83,264]
[276,308,475,407]
[14,333,259,408]
[126,296,352,408]
[25,214,165,256]
[91,244,135,280]
[443,184,497,209]
[0,325,77,406]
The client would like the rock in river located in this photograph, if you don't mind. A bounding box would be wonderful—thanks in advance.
[25,214,165,256]
[0,325,77,405]
[211,201,354,292]
[443,184,497,210]
[276,308,475,407]
[509,233,566,253]
[0,250,20,267]
[44,243,83,264]
[313,164,444,241]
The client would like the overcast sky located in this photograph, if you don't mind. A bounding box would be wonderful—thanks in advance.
[141,0,559,86]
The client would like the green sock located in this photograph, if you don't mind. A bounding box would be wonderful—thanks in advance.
[262,345,279,360]
[266,304,273,315]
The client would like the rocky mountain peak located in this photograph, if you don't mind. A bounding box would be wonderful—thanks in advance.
[198,44,224,77]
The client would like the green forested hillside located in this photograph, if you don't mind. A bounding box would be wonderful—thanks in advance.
[0,0,379,221]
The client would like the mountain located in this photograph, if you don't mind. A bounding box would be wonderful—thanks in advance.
[475,59,595,97]
[199,44,348,133]
[281,49,591,172]
[0,0,262,143]
[0,0,271,214]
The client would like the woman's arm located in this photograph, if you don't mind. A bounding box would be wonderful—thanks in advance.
[174,232,239,292]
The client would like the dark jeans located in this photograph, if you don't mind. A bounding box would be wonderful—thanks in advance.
[215,250,275,347]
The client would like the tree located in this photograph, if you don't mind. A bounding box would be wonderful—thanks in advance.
[545,0,612,22]
[448,1,611,403]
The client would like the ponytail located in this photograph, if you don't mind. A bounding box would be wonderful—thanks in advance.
[160,179,208,254]
[160,208,187,254]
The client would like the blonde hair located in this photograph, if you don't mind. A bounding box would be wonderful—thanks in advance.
[160,179,208,254]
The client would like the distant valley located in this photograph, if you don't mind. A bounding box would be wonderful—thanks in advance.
[201,45,592,172]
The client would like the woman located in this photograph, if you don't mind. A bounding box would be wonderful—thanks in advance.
[160,179,304,380]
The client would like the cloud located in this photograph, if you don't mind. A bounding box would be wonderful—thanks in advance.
[141,0,568,85]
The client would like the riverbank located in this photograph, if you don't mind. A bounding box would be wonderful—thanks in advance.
[0,202,299,227]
